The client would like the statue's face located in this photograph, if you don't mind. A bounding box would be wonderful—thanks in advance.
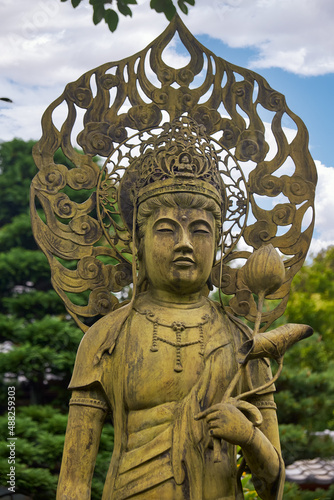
[141,206,216,296]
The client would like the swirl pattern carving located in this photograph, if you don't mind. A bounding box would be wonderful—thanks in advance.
[31,15,317,332]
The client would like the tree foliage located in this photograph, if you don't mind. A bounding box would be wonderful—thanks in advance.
[0,140,114,498]
[0,140,82,407]
[60,0,195,32]
[0,406,114,499]
[275,248,334,465]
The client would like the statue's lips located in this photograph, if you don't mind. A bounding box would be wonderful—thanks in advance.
[173,257,195,267]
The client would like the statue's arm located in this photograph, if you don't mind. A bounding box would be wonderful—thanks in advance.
[257,406,281,452]
[241,407,282,499]
[57,390,108,500]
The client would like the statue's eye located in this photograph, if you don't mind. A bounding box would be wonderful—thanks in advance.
[155,223,175,233]
[192,224,210,235]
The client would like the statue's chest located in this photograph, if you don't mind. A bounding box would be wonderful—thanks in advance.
[123,309,209,411]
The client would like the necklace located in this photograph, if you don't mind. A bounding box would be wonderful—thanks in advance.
[134,307,210,372]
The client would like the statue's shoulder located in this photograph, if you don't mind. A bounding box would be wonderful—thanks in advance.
[69,303,132,390]
[76,303,133,365]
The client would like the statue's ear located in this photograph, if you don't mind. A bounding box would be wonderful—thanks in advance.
[137,259,149,292]
[213,242,219,266]
[136,237,144,260]
[137,265,147,287]
[206,275,214,291]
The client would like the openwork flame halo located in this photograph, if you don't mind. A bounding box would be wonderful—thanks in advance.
[31,15,317,332]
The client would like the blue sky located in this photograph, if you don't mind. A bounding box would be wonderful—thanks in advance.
[189,35,334,170]
[0,0,333,256]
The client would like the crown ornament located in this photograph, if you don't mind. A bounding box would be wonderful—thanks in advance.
[97,116,247,259]
[118,117,226,231]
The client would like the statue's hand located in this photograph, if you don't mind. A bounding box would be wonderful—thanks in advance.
[195,398,262,446]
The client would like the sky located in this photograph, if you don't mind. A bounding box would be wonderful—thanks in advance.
[0,0,334,258]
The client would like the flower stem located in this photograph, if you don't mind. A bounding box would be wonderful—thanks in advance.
[253,290,265,336]
[213,290,266,462]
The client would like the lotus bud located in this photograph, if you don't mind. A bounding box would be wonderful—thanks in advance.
[237,323,313,364]
[243,244,285,296]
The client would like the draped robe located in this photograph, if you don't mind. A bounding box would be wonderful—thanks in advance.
[68,295,284,499]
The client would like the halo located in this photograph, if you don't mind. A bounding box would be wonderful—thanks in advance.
[30,15,317,332]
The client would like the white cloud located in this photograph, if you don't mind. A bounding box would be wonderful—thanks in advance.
[311,161,334,253]
[0,78,59,141]
[0,0,169,141]
[2,0,334,92]
[187,0,334,76]
[0,0,168,86]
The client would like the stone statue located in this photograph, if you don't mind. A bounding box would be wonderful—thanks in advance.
[30,16,317,500]
[55,118,311,499]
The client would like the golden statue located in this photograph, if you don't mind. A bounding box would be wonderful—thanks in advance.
[30,17,317,500]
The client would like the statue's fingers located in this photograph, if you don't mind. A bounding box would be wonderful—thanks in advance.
[194,410,210,420]
[194,404,221,420]
[205,413,221,423]
[234,400,263,426]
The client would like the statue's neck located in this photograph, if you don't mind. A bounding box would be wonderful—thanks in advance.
[144,288,206,309]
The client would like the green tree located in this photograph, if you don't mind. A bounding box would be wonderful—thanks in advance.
[275,247,334,465]
[0,139,82,407]
[0,406,114,499]
[60,0,195,32]
[271,247,334,499]
[0,139,113,498]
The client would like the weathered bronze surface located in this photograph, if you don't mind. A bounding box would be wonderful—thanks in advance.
[30,15,317,500]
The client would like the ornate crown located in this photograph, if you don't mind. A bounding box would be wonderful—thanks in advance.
[119,117,226,230]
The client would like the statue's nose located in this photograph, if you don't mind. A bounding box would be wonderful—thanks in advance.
[174,229,194,253]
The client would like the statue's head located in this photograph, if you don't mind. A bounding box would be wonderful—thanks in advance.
[136,192,221,295]
[118,117,225,297]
